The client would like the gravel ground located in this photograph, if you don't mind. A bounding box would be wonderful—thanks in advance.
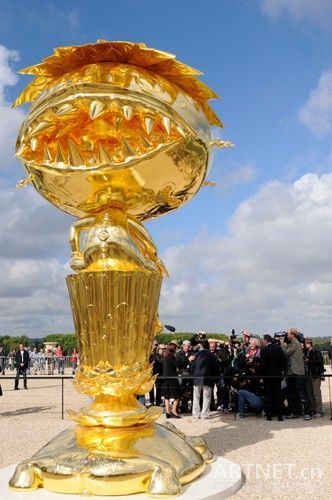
[0,369,331,499]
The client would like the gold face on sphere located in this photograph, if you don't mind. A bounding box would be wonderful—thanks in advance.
[14,40,222,221]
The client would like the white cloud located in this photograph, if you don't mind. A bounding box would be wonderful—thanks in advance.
[0,45,25,170]
[2,171,332,337]
[160,172,332,336]
[298,70,332,137]
[25,2,80,33]
[0,44,76,336]
[262,0,332,27]
[0,182,73,335]
[218,162,257,192]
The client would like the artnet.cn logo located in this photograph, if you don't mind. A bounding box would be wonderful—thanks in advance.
[213,462,324,483]
[242,463,324,481]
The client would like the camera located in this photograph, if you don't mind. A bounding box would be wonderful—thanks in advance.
[273,331,288,344]
[230,328,236,340]
[273,331,305,344]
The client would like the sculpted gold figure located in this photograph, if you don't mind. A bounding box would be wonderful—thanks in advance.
[9,40,228,496]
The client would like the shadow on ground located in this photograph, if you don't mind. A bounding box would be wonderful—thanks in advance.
[0,406,54,417]
[198,410,331,456]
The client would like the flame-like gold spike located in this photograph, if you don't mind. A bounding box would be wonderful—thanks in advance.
[98,144,112,164]
[56,103,74,116]
[89,100,105,120]
[122,138,136,157]
[68,139,84,166]
[144,117,154,135]
[162,116,171,135]
[43,145,52,162]
[115,116,122,131]
[203,181,216,187]
[56,143,66,164]
[122,105,133,121]
[139,133,153,148]
[15,143,27,158]
[30,138,38,151]
[176,125,186,137]
[31,121,53,136]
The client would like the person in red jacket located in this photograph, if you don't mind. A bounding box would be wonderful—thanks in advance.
[54,345,65,375]
[70,348,79,375]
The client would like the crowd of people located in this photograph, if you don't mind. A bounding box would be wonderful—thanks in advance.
[149,329,328,421]
[0,344,79,390]
[0,332,329,422]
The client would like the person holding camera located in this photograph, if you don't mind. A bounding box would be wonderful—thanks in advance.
[190,331,207,351]
[232,370,264,418]
[281,328,312,420]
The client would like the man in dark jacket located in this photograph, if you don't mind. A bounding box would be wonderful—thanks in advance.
[176,340,193,412]
[149,340,163,405]
[305,338,325,417]
[14,344,30,390]
[0,346,7,375]
[191,340,218,419]
[260,334,286,421]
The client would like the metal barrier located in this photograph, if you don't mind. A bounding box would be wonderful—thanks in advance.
[0,355,77,371]
[1,373,332,421]
[2,375,73,420]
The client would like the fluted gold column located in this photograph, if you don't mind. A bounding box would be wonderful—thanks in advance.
[66,270,162,423]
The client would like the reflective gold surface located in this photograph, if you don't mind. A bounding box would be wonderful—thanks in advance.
[11,40,222,496]
[67,271,161,397]
[9,425,210,496]
[69,208,167,274]
[13,41,222,127]
[16,65,213,221]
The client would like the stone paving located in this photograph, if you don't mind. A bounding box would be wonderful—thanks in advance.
[0,369,331,499]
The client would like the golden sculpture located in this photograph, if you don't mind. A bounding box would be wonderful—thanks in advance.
[9,40,228,496]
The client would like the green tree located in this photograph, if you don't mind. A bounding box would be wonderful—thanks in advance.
[155,332,228,344]
[43,334,77,354]
[0,335,31,352]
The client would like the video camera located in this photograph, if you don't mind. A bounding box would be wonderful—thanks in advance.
[273,331,305,344]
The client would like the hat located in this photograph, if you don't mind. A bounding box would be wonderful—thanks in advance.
[242,330,251,338]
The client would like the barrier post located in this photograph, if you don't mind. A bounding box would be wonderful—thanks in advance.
[61,377,64,420]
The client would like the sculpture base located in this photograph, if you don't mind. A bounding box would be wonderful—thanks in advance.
[7,423,217,496]
[3,456,242,499]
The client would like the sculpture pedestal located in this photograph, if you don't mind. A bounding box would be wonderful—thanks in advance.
[1,457,242,499]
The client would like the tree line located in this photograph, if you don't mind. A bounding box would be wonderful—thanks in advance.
[0,333,330,354]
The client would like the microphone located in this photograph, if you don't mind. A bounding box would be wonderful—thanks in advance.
[163,324,176,332]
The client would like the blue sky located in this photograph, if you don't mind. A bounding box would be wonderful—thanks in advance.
[1,0,332,336]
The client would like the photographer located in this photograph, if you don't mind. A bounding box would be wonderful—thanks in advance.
[281,328,312,420]
[231,362,263,418]
[189,331,207,351]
